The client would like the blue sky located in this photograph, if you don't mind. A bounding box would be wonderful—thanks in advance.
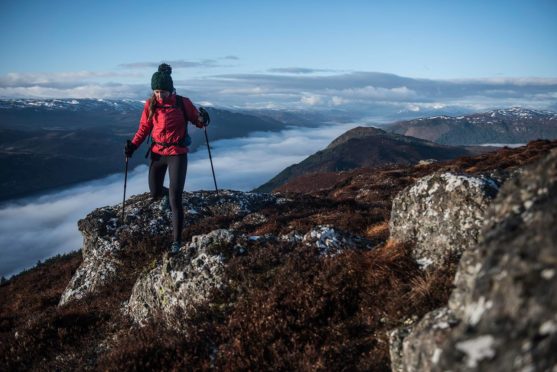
[1,0,556,111]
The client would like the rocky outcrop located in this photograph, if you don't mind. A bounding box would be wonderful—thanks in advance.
[59,190,279,306]
[389,149,557,371]
[125,224,377,330]
[126,229,234,330]
[59,187,379,330]
[59,193,171,305]
[390,172,499,269]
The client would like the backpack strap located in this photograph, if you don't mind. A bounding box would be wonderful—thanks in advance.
[175,95,189,123]
[175,95,191,146]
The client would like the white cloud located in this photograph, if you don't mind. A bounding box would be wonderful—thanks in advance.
[331,96,349,106]
[1,69,556,112]
[403,102,447,112]
[326,85,417,100]
[218,86,267,95]
[301,94,322,106]
[0,71,141,86]
[448,77,557,86]
[119,57,238,70]
[0,84,146,99]
[0,166,147,278]
[268,67,335,74]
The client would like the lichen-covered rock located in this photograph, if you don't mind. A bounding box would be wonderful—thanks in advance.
[302,225,374,256]
[59,193,166,305]
[389,307,460,372]
[241,212,268,226]
[390,172,499,269]
[389,150,557,371]
[59,190,278,305]
[186,228,235,255]
[185,190,278,219]
[58,254,119,306]
[231,212,268,229]
[389,326,412,372]
[279,230,304,244]
[126,229,234,330]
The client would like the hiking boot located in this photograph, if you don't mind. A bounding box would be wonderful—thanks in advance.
[159,195,170,212]
[169,241,181,255]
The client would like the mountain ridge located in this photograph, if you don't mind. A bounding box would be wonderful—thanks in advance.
[386,107,557,145]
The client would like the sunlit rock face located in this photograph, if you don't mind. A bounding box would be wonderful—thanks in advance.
[389,172,499,270]
[59,190,279,306]
[389,149,557,372]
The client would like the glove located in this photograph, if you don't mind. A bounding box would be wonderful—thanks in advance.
[124,140,137,158]
[198,107,210,127]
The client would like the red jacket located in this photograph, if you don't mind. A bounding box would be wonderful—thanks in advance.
[131,94,203,155]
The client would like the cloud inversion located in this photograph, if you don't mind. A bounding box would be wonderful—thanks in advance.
[0,121,368,278]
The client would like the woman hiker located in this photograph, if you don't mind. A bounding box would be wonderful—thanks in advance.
[124,63,208,254]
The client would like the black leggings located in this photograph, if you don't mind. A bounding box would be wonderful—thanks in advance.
[149,153,187,242]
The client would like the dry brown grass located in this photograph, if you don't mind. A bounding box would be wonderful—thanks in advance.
[365,221,390,240]
[1,140,556,370]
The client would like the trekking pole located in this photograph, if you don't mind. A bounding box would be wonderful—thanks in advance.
[204,126,219,194]
[122,156,129,221]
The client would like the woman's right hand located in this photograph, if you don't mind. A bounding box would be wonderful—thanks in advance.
[124,140,137,158]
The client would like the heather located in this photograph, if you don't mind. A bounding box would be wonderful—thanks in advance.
[1,140,555,370]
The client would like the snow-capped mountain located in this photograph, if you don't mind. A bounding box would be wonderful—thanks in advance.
[0,98,144,112]
[386,107,557,145]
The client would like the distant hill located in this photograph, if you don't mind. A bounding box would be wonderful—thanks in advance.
[0,99,291,202]
[254,126,486,193]
[386,107,557,145]
[0,99,288,142]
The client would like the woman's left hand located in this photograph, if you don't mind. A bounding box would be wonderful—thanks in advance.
[198,107,210,127]
[197,117,207,127]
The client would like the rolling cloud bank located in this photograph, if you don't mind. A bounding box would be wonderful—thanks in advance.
[0,122,365,278]
[1,64,556,114]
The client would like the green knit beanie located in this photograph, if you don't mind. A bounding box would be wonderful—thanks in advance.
[151,63,174,92]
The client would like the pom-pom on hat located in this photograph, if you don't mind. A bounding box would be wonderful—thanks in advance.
[151,63,174,92]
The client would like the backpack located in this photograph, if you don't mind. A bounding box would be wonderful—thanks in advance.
[144,94,192,158]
